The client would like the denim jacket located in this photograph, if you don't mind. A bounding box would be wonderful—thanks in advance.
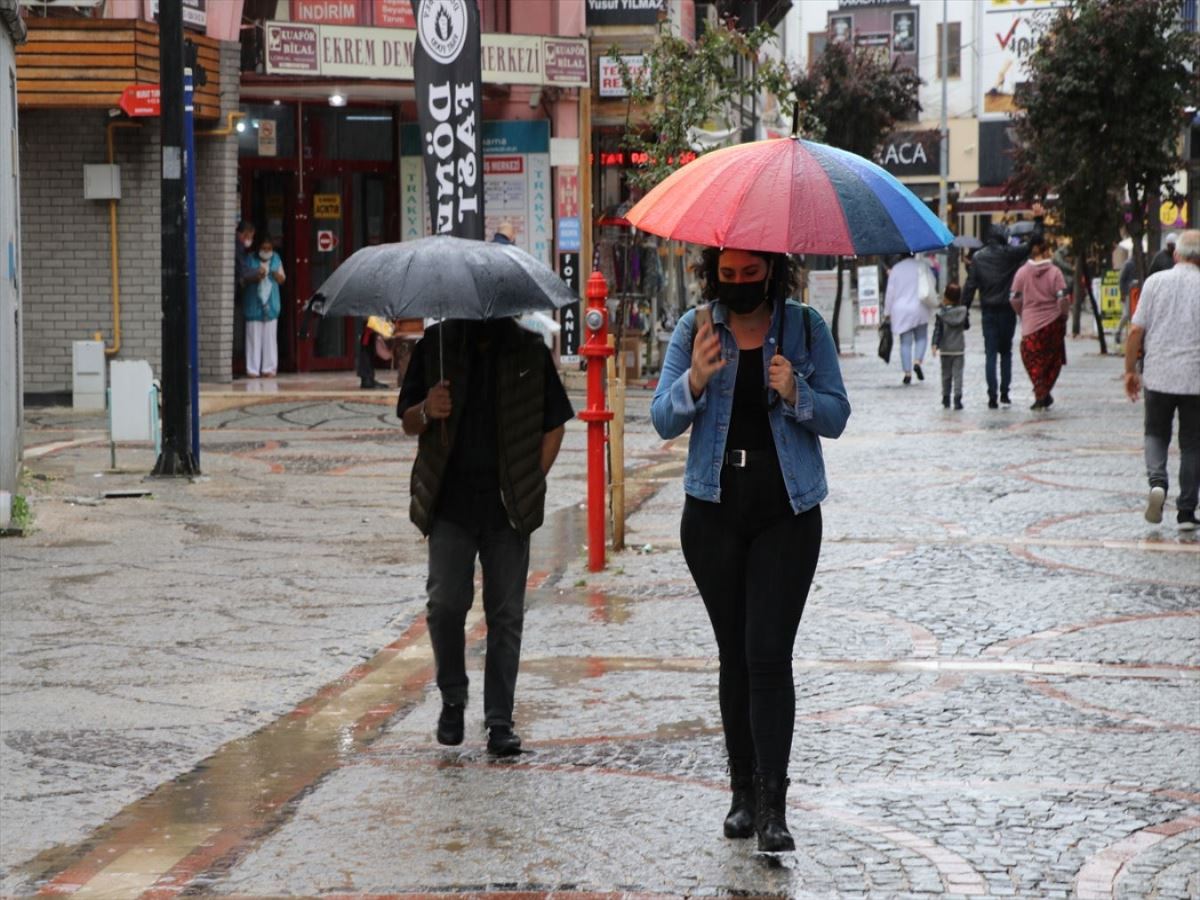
[651,300,850,513]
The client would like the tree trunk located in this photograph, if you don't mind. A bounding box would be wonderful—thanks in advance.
[1077,254,1108,356]
[831,256,844,354]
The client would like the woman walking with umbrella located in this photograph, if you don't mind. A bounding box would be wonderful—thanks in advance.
[651,248,850,852]
[629,131,947,854]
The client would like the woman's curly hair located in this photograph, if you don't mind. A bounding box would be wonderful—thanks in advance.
[695,247,804,304]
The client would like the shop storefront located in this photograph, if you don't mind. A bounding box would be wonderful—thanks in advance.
[237,6,589,375]
[236,101,398,374]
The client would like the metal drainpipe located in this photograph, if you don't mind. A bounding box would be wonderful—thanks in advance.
[103,120,142,357]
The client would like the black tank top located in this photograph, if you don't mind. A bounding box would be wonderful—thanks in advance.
[727,346,773,451]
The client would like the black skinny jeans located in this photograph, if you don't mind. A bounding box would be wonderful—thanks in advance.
[681,457,822,776]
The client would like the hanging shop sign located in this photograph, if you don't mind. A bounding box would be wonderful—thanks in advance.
[876,129,940,177]
[585,0,664,27]
[290,0,416,27]
[400,120,552,267]
[598,55,648,98]
[264,21,589,87]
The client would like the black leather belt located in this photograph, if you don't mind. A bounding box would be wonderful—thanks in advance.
[723,449,774,468]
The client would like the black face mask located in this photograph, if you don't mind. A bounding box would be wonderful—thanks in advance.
[717,278,769,315]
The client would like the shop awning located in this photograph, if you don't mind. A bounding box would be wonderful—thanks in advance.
[957,186,1056,213]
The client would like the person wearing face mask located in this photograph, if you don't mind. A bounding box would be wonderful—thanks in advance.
[651,247,851,854]
[241,237,285,378]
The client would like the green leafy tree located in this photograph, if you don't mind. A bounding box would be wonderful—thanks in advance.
[790,41,922,349]
[1010,0,1200,353]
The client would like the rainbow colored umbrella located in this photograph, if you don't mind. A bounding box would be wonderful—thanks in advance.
[626,137,952,255]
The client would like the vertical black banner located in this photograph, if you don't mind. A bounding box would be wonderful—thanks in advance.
[414,0,484,239]
[558,251,580,361]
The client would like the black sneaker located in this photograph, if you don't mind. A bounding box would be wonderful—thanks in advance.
[903,374,912,385]
[1000,393,1011,405]
[913,363,924,381]
[1178,510,1198,532]
[436,702,464,746]
[942,396,950,409]
[954,398,964,410]
[486,725,522,756]
[988,397,999,409]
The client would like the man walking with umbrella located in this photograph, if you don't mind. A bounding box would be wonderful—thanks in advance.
[397,316,573,755]
[963,203,1044,408]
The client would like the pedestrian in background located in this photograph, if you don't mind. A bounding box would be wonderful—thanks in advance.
[1011,236,1069,410]
[931,282,968,410]
[883,253,933,385]
[1116,251,1139,346]
[397,318,573,755]
[242,235,284,378]
[963,203,1045,408]
[1124,229,1200,531]
[652,247,850,853]
[1148,232,1178,278]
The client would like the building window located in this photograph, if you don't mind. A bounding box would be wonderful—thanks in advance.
[937,22,962,79]
[807,31,827,66]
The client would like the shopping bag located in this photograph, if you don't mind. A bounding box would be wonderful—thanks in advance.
[878,320,894,363]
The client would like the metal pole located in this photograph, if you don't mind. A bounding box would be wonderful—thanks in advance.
[184,66,200,467]
[152,0,197,477]
[939,0,949,227]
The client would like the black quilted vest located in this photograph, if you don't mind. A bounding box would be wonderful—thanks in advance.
[409,321,548,537]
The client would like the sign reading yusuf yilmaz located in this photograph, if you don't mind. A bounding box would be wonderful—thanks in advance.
[414,0,484,239]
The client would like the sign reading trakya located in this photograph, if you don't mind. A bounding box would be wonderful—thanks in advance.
[264,21,589,86]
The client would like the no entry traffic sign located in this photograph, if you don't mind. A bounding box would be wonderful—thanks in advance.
[317,230,338,253]
[119,85,161,118]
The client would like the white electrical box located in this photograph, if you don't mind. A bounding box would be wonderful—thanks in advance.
[110,360,156,441]
[73,340,107,410]
[83,164,121,201]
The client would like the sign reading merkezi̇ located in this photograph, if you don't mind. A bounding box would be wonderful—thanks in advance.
[263,21,589,86]
[414,0,484,239]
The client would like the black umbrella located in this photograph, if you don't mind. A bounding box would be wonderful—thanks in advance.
[307,235,577,320]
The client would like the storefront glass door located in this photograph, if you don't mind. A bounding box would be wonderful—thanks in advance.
[238,102,396,374]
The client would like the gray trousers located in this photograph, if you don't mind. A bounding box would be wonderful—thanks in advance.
[426,516,531,727]
[1144,389,1200,513]
[940,354,964,400]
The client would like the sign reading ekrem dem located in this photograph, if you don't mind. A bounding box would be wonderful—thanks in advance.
[265,20,590,86]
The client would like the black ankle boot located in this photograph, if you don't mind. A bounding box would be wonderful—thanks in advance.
[754,772,795,852]
[723,760,756,839]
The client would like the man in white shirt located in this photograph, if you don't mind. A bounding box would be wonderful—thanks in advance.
[1124,230,1200,530]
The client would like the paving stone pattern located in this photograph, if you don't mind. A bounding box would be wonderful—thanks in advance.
[1,339,1197,897]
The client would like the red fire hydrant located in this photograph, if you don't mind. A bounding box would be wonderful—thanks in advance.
[578,271,615,572]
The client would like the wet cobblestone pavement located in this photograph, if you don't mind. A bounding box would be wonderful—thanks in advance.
[2,338,1197,898]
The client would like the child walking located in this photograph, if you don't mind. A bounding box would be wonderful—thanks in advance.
[932,283,969,410]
